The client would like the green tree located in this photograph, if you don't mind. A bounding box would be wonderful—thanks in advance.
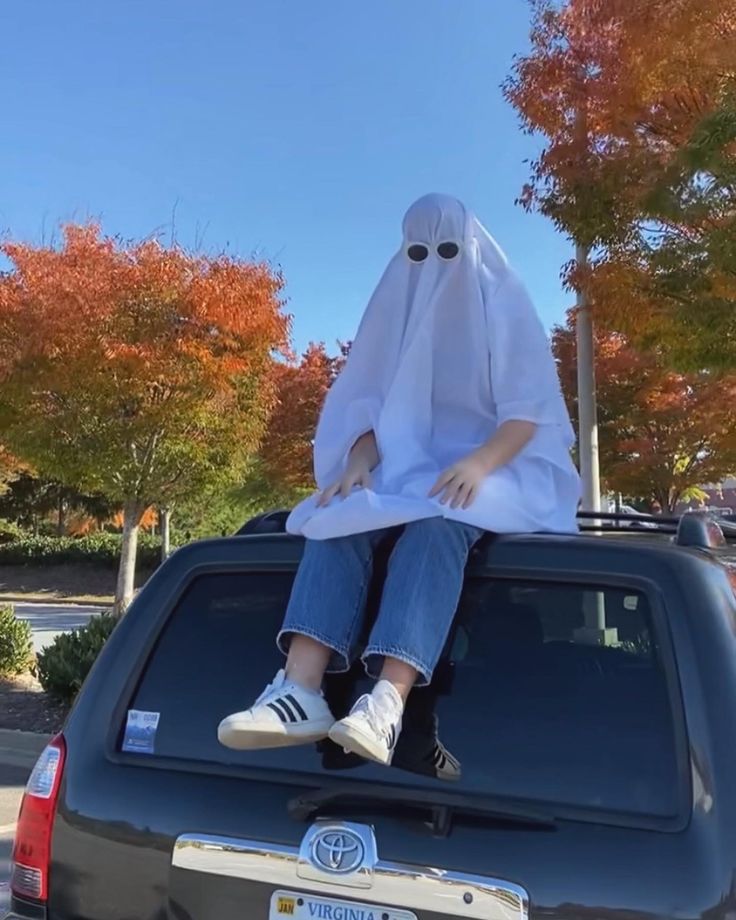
[0,447,23,498]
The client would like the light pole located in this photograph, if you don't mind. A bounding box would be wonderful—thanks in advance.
[575,240,602,514]
[575,241,609,644]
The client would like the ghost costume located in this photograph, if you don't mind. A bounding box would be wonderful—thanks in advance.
[287,194,580,540]
[217,196,582,758]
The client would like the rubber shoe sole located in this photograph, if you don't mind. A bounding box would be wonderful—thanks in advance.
[328,717,393,766]
[218,716,334,751]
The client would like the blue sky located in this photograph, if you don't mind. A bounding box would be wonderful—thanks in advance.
[0,0,572,352]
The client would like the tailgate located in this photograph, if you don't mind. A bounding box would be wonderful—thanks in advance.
[170,820,528,920]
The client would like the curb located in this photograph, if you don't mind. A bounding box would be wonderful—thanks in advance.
[0,596,112,609]
[0,730,51,770]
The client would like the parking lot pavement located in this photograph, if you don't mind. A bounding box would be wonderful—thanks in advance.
[15,602,102,654]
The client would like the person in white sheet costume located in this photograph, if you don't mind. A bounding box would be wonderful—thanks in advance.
[219,194,580,770]
[287,194,579,538]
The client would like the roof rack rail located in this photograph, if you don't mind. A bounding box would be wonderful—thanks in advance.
[577,510,678,535]
[579,509,735,549]
[236,508,735,550]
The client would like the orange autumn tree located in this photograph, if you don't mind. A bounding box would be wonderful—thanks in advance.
[238,343,344,510]
[553,316,736,511]
[504,0,634,247]
[582,0,736,371]
[0,224,288,612]
[505,0,736,370]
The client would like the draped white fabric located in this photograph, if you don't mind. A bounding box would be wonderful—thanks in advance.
[287,194,580,539]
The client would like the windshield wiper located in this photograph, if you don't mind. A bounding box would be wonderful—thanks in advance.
[287,784,556,837]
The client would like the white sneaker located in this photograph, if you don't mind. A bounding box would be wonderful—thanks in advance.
[328,680,404,766]
[218,670,335,750]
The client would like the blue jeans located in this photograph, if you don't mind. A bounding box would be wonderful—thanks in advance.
[278,518,484,687]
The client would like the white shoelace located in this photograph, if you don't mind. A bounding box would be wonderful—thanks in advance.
[255,671,286,707]
[351,694,393,739]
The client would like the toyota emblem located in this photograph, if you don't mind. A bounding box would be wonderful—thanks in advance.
[310,828,365,874]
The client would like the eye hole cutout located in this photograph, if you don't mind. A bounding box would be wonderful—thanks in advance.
[407,244,429,263]
[437,241,460,260]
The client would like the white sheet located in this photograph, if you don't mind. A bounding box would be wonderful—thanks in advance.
[287,194,580,539]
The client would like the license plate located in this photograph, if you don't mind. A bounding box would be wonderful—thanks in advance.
[270,890,417,920]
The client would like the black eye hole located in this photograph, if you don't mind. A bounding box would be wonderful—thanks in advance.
[407,244,429,263]
[437,241,460,260]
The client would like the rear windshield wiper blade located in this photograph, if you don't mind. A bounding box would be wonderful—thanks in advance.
[288,784,556,836]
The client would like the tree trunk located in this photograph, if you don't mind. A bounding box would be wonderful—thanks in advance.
[57,494,66,537]
[115,499,145,615]
[159,507,171,563]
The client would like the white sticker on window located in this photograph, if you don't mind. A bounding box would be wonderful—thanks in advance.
[623,595,639,611]
[122,710,161,754]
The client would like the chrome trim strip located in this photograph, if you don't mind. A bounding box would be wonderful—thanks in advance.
[173,830,529,920]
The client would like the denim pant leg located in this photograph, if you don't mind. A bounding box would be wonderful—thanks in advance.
[277,529,388,673]
[363,518,484,687]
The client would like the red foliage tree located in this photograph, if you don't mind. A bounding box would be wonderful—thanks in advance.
[553,315,736,511]
[239,344,345,510]
[0,224,288,611]
[505,0,736,370]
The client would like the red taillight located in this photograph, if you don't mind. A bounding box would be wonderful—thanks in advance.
[11,734,66,902]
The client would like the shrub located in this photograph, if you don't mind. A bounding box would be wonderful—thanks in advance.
[0,532,163,568]
[0,518,24,544]
[0,604,34,676]
[37,614,119,704]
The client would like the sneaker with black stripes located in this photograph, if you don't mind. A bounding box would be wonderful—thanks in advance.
[427,738,462,781]
[391,729,462,782]
[328,680,404,766]
[218,670,335,751]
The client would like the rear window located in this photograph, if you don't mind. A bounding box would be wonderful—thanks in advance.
[126,569,682,820]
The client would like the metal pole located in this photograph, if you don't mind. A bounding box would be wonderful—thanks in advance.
[577,305,609,644]
[160,507,171,563]
[575,241,601,514]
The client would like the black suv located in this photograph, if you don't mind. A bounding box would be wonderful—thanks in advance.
[8,511,736,920]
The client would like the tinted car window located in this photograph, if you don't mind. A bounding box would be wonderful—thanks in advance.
[126,571,681,819]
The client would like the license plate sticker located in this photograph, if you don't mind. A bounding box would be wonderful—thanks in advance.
[270,890,417,920]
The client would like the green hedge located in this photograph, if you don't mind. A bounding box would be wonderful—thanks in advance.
[0,519,25,545]
[0,604,34,676]
[37,614,119,703]
[0,533,163,568]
